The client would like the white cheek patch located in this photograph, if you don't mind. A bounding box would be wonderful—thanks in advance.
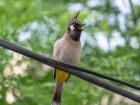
[70,25,75,31]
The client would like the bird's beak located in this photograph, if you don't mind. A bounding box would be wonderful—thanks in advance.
[80,24,85,27]
[78,23,85,30]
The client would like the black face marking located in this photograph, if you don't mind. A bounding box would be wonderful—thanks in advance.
[67,12,85,41]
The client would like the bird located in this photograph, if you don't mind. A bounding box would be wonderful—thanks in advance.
[52,12,85,105]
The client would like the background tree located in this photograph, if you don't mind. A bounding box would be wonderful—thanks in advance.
[0,0,140,105]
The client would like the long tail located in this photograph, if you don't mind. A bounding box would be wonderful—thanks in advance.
[52,82,63,105]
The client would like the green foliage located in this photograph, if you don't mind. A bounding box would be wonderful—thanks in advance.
[0,0,140,105]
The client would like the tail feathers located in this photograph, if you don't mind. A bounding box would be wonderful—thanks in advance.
[52,101,60,105]
[52,82,63,105]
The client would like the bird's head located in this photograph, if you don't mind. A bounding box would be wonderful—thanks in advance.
[67,11,85,41]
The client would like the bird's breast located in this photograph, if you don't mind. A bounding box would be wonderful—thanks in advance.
[57,40,81,65]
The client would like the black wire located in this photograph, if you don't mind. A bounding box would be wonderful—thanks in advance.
[52,61,140,90]
[0,38,140,90]
[0,38,140,103]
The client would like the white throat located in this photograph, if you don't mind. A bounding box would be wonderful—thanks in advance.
[69,25,75,31]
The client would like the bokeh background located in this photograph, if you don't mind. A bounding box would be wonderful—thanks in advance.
[0,0,140,105]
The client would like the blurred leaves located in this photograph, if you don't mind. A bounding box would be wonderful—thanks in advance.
[0,0,140,105]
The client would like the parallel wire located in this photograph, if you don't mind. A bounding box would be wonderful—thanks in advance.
[0,38,140,103]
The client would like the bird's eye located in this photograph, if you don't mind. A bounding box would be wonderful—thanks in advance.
[73,22,79,27]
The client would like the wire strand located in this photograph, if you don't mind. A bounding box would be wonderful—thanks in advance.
[0,38,140,103]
